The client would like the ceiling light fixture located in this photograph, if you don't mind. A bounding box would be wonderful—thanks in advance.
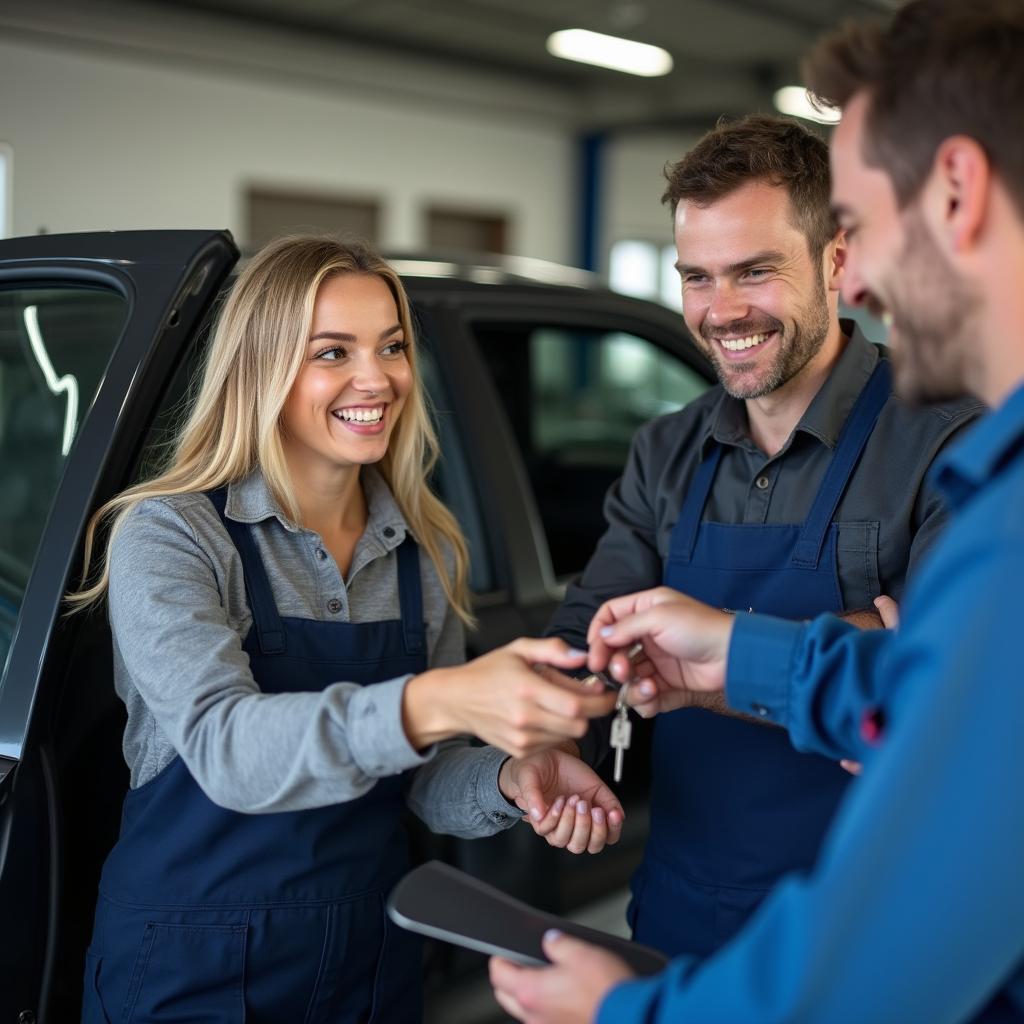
[546,29,673,77]
[773,86,841,125]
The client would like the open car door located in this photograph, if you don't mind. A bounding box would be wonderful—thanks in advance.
[0,230,238,1021]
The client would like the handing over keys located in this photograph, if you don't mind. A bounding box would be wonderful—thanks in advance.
[582,642,644,783]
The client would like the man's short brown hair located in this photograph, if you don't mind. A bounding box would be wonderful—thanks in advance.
[662,113,835,260]
[803,0,1024,215]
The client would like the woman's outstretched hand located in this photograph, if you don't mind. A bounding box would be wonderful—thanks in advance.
[499,748,624,854]
[403,638,616,759]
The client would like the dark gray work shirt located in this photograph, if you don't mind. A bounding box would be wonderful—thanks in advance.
[108,466,518,837]
[550,325,983,649]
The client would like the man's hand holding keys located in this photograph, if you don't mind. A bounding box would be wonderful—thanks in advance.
[585,587,736,717]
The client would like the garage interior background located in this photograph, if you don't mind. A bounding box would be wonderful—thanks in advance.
[0,3,894,1021]
[0,0,897,303]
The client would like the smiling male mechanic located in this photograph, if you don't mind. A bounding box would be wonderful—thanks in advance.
[490,0,1024,1021]
[547,113,978,960]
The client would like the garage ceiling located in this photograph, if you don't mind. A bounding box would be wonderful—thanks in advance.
[142,0,903,129]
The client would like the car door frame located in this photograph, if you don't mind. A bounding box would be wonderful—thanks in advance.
[0,230,238,1021]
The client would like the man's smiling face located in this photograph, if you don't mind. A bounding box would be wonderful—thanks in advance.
[674,178,831,400]
[831,92,981,403]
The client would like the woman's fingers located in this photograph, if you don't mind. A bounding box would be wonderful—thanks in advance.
[605,807,624,845]
[546,795,580,848]
[586,805,608,854]
[567,799,592,854]
[516,767,549,822]
[535,796,621,853]
[531,795,566,836]
[509,636,589,669]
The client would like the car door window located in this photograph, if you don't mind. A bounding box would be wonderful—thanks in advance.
[473,324,707,578]
[417,339,496,595]
[0,286,126,674]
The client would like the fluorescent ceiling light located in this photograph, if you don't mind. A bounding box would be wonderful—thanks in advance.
[773,86,841,125]
[547,29,673,77]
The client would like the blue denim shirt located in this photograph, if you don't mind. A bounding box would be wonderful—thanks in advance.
[601,384,1024,1022]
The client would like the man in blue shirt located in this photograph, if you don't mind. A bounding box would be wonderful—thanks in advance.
[489,0,1024,1020]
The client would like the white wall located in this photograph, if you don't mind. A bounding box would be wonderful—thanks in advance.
[0,32,575,261]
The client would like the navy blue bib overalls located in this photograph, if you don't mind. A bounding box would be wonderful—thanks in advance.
[630,362,891,959]
[83,489,427,1023]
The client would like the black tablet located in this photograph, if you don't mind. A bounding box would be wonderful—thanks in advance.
[387,860,669,977]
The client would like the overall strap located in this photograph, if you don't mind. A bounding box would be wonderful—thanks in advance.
[207,487,286,655]
[672,444,724,563]
[395,537,425,656]
[792,360,893,568]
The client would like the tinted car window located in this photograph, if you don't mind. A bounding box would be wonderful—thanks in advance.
[418,346,495,595]
[0,286,125,675]
[474,324,707,577]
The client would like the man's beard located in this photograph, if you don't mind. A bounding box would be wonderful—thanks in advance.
[881,212,981,404]
[701,273,831,400]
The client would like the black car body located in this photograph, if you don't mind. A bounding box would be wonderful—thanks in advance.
[0,230,711,1020]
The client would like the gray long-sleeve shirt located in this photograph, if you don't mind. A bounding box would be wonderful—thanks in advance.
[550,326,983,650]
[107,466,518,838]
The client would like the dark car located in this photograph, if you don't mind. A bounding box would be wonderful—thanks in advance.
[0,230,712,1021]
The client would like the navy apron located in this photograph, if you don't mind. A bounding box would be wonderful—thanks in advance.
[82,488,427,1024]
[630,362,891,959]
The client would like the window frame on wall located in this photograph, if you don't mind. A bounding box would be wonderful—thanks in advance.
[608,237,682,311]
[245,185,381,253]
[425,205,509,256]
[0,143,12,240]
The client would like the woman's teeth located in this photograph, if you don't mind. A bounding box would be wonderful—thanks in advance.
[720,332,770,352]
[336,407,384,423]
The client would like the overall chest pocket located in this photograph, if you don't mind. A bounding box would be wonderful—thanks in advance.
[122,921,247,1024]
[834,521,881,611]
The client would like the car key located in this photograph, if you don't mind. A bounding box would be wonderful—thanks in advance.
[594,642,644,784]
[611,686,632,784]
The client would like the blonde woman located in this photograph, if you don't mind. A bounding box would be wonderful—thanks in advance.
[73,236,622,1023]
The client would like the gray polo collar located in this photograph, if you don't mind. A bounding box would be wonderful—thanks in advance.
[224,465,410,549]
[702,320,880,456]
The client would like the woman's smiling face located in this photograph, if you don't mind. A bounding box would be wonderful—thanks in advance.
[280,272,412,476]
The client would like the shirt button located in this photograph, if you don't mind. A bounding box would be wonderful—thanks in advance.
[327,598,342,614]
[755,475,770,490]
[383,526,396,538]
[315,548,328,561]
[751,703,770,717]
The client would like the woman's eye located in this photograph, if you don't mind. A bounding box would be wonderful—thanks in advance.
[381,340,410,358]
[315,346,346,361]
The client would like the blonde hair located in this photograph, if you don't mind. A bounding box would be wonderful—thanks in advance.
[68,234,473,624]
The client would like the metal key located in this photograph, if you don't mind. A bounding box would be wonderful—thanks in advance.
[610,688,632,783]
[607,642,644,783]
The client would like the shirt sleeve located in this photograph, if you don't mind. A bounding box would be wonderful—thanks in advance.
[726,611,895,762]
[600,531,1024,1022]
[109,499,433,814]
